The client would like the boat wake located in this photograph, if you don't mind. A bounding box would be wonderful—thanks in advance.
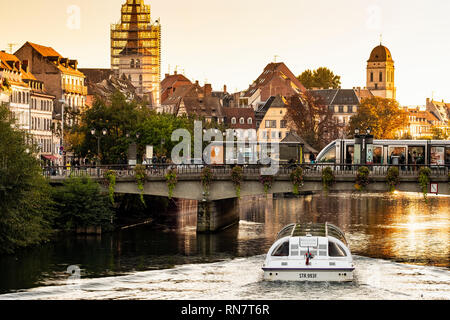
[0,255,448,300]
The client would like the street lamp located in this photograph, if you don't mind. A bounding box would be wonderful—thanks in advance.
[354,127,374,165]
[91,128,107,165]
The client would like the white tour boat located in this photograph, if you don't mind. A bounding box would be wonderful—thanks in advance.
[262,223,354,282]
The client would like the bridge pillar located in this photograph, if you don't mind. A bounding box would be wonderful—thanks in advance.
[197,198,240,233]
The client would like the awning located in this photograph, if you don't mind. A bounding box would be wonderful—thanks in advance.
[42,155,59,161]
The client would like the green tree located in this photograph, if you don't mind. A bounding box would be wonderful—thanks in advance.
[347,97,409,139]
[52,176,114,231]
[69,91,150,164]
[297,67,341,89]
[137,113,194,159]
[0,104,55,254]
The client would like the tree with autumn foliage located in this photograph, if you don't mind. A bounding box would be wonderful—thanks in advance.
[284,92,340,151]
[347,97,409,139]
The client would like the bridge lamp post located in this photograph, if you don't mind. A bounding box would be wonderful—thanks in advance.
[354,128,373,165]
[160,138,165,157]
[91,128,107,165]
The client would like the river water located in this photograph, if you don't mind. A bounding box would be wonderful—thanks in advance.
[0,192,449,300]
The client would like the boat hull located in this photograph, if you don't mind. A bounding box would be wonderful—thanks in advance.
[263,268,354,282]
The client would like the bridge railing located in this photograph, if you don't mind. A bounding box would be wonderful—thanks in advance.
[42,163,449,180]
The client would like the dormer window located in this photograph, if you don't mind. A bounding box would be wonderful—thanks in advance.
[231,117,236,124]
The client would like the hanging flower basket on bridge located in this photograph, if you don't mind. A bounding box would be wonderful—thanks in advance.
[355,166,371,191]
[386,166,400,193]
[165,168,178,199]
[322,167,335,193]
[134,164,147,206]
[201,166,213,196]
[259,175,274,196]
[418,167,432,200]
[231,166,243,199]
[103,170,116,205]
[290,167,304,195]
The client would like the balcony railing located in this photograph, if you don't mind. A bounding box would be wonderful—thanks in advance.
[63,83,87,95]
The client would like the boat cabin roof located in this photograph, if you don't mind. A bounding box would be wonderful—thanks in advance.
[276,223,348,246]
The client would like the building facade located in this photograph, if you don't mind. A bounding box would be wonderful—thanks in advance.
[14,42,87,117]
[256,95,290,143]
[111,0,161,107]
[0,51,57,162]
[400,106,448,139]
[0,51,31,131]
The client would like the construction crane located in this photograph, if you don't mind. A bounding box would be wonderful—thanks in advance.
[7,43,17,54]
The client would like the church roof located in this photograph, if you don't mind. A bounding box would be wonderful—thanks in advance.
[368,44,394,63]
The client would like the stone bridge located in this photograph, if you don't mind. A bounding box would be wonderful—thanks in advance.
[45,164,450,233]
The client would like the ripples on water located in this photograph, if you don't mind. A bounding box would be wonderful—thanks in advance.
[1,255,449,300]
[0,192,449,299]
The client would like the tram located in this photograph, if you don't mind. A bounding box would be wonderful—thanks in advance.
[316,139,450,166]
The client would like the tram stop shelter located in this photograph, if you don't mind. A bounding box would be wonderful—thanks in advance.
[280,131,318,164]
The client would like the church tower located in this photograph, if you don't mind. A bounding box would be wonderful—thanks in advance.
[366,43,396,100]
[111,0,161,107]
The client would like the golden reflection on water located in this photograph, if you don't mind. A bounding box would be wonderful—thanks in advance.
[172,193,449,268]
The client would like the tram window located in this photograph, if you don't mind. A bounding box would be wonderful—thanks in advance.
[345,145,354,164]
[446,148,450,165]
[388,147,406,165]
[373,147,383,164]
[408,146,425,165]
[430,147,445,165]
[319,146,336,163]
[328,241,347,257]
[272,241,290,256]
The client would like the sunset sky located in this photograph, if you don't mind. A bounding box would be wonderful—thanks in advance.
[2,0,450,106]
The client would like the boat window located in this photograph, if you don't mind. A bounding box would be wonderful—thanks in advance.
[272,241,290,256]
[328,241,347,257]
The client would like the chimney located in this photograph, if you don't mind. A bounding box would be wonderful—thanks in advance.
[204,83,212,97]
[223,84,227,93]
[426,98,430,104]
[165,73,169,78]
[195,80,199,86]
[174,70,177,75]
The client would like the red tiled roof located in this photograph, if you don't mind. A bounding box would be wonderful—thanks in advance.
[0,51,35,87]
[243,62,306,98]
[223,107,256,129]
[26,42,85,77]
[27,42,62,58]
